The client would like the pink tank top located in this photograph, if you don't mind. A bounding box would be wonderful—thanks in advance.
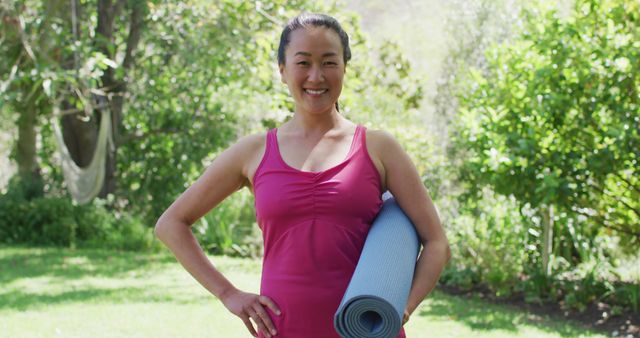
[253,125,407,338]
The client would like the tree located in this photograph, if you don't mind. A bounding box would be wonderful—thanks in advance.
[1,0,145,199]
[454,0,639,269]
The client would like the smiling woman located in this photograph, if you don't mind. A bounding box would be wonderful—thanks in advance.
[279,27,345,116]
[154,12,450,338]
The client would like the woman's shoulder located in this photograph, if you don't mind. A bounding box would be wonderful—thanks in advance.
[214,131,268,170]
[363,127,399,150]
[227,131,269,183]
[363,127,408,164]
[229,131,268,154]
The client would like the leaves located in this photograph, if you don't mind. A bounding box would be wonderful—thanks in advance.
[454,0,639,252]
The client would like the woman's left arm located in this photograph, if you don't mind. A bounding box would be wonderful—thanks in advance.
[372,130,451,324]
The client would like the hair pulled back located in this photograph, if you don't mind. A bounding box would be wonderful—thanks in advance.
[277,13,351,66]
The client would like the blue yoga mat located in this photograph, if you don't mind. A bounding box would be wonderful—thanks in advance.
[334,194,421,338]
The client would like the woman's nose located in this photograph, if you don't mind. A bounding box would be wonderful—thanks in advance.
[308,66,324,82]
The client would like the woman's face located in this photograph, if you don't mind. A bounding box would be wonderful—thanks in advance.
[279,26,345,115]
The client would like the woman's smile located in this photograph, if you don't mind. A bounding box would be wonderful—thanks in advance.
[304,88,329,96]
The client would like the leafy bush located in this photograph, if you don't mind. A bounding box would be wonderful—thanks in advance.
[28,197,77,246]
[0,193,31,244]
[193,189,262,258]
[0,189,158,251]
[443,188,529,297]
[440,0,639,315]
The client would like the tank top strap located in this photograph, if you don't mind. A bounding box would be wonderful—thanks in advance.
[263,128,283,168]
[266,128,277,152]
[352,124,366,155]
[253,128,282,183]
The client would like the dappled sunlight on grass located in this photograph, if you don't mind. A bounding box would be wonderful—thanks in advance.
[0,245,177,284]
[0,245,261,312]
[411,291,605,338]
[1,246,606,337]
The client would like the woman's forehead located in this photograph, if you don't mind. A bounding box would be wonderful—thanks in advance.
[287,26,343,56]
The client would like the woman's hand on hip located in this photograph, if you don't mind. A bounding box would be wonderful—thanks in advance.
[221,288,281,337]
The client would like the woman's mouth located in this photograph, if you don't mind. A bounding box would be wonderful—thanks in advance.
[304,88,328,95]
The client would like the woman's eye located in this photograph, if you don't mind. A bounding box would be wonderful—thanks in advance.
[297,61,309,66]
[324,61,337,66]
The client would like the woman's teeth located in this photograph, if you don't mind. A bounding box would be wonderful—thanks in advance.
[305,89,327,95]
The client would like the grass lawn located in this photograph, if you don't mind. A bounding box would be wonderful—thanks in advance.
[0,245,606,338]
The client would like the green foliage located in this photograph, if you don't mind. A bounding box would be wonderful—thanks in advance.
[193,189,261,258]
[442,189,638,311]
[453,0,639,252]
[443,189,529,297]
[0,185,158,251]
[518,261,639,312]
[439,0,639,314]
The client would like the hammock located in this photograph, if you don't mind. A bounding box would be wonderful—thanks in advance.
[52,108,112,204]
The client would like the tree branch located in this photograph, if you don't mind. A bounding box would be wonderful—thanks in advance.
[573,208,640,239]
[590,183,640,219]
[0,53,22,93]
[122,2,144,70]
[613,171,640,195]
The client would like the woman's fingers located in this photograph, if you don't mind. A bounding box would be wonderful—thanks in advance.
[241,315,258,338]
[252,302,277,337]
[229,291,280,338]
[259,295,282,316]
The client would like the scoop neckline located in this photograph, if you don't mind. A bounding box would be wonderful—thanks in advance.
[273,125,360,175]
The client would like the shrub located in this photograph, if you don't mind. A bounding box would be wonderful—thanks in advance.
[443,188,529,297]
[193,189,262,258]
[0,190,158,252]
[28,197,78,247]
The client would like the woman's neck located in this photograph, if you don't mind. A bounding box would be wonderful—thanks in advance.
[284,108,346,136]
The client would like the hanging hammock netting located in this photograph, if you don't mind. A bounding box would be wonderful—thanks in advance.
[52,108,112,204]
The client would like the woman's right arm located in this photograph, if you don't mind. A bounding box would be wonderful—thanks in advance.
[154,133,280,338]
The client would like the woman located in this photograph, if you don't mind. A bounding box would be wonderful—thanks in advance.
[155,13,450,338]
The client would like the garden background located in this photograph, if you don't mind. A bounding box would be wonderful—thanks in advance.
[1,0,638,337]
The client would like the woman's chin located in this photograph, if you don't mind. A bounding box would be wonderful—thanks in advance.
[300,103,337,115]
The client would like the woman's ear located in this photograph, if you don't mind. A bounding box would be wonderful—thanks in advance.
[279,64,286,84]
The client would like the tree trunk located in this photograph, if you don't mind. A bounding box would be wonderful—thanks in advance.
[12,0,69,193]
[541,205,554,276]
[95,0,143,197]
[16,93,40,183]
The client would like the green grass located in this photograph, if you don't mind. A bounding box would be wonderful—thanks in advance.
[0,245,606,338]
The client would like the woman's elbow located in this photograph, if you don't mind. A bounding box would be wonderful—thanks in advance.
[444,240,452,263]
[154,213,176,242]
[154,211,192,241]
[154,217,168,241]
[421,235,451,263]
[432,235,451,264]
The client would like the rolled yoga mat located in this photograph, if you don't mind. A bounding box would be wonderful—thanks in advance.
[334,194,421,338]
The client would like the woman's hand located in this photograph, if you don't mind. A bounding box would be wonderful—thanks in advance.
[221,288,281,338]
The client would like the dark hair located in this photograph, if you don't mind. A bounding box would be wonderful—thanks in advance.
[277,13,351,66]
[277,13,351,112]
